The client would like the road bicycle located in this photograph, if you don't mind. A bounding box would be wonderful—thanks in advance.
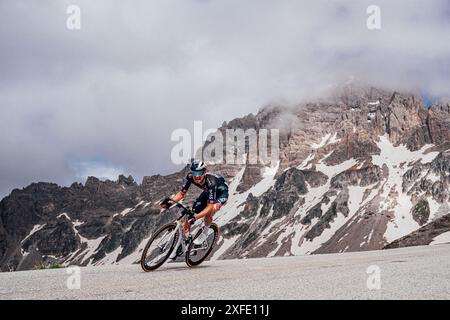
[140,200,219,271]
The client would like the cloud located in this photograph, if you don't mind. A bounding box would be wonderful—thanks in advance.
[69,159,124,182]
[0,0,449,197]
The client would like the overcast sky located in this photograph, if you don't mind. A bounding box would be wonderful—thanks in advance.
[0,0,449,198]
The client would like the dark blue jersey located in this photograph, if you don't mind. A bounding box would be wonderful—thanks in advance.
[181,173,229,203]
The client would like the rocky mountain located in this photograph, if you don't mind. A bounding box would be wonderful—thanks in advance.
[1,85,449,271]
[383,214,450,249]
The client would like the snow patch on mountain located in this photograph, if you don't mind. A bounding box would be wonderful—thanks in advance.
[316,158,358,178]
[311,133,341,149]
[216,162,279,226]
[211,235,240,261]
[430,232,450,245]
[97,246,123,265]
[120,208,133,216]
[373,135,440,242]
[21,224,46,244]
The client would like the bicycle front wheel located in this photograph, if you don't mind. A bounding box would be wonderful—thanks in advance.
[185,223,219,267]
[141,223,178,272]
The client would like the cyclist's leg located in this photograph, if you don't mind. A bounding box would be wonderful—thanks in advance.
[205,189,228,225]
[183,191,209,233]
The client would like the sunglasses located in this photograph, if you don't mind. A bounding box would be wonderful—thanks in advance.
[191,170,205,176]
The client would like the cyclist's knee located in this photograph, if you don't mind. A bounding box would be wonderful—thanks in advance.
[205,214,213,225]
[212,202,225,213]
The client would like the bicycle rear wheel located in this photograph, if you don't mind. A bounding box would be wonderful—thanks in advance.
[185,223,219,267]
[141,223,178,272]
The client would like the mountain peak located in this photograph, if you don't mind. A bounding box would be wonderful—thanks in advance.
[117,174,136,186]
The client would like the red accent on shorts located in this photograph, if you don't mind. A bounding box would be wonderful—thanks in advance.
[214,203,222,210]
[209,200,214,204]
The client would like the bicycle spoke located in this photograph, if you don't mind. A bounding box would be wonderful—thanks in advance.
[187,226,217,265]
[144,228,176,267]
[156,233,171,251]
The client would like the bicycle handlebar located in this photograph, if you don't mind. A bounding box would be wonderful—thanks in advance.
[160,199,193,218]
[175,202,195,218]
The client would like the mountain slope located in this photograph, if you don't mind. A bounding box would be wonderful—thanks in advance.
[1,86,449,271]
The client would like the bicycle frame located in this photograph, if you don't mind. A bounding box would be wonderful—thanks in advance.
[167,202,208,258]
[174,214,191,255]
[167,202,195,256]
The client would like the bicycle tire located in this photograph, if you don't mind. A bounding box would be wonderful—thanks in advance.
[140,223,178,272]
[185,223,219,267]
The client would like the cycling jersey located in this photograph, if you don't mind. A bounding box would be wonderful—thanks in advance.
[181,173,229,205]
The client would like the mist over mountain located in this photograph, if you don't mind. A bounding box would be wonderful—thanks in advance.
[1,85,449,271]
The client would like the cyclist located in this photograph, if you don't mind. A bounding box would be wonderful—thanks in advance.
[160,160,229,259]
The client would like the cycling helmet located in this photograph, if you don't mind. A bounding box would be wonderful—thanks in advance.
[190,160,207,174]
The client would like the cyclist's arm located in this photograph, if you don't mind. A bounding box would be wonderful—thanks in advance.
[171,191,185,203]
[171,174,192,202]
